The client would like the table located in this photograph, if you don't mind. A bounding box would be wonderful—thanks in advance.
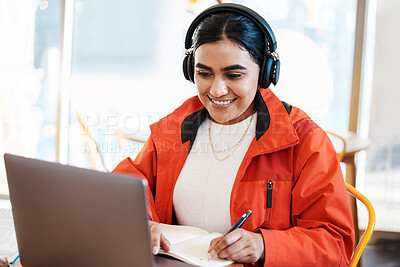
[3,256,243,267]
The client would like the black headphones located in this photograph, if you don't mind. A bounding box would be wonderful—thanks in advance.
[182,3,280,89]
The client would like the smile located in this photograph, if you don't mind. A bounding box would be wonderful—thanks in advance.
[210,97,236,106]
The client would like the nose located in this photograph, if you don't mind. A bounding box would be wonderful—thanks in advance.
[209,76,228,97]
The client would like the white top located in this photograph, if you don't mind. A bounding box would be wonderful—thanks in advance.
[173,113,257,234]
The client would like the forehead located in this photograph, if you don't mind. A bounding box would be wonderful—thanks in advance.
[194,39,255,67]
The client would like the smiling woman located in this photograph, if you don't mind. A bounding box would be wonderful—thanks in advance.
[112,3,355,266]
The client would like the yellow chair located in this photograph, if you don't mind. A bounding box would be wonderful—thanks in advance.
[345,182,376,267]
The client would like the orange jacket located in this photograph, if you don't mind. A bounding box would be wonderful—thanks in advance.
[113,89,354,267]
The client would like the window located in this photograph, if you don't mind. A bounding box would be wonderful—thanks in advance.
[358,0,400,232]
[262,0,357,132]
[0,0,62,258]
[67,0,194,170]
[0,1,61,195]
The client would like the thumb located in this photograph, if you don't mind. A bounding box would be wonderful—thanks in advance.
[160,233,171,252]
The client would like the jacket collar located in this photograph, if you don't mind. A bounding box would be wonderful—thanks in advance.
[181,107,208,152]
[255,89,270,141]
[181,89,298,153]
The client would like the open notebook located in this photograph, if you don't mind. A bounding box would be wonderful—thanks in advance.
[158,223,233,267]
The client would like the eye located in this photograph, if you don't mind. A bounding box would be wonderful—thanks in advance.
[226,73,243,79]
[196,70,213,78]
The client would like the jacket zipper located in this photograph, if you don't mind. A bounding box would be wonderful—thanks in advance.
[267,181,273,208]
[264,180,273,227]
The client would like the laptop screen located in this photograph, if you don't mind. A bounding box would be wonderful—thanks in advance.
[4,153,154,267]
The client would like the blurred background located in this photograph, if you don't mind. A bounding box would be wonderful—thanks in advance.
[0,0,399,264]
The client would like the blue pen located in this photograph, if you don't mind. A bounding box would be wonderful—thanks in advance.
[9,255,19,265]
[226,210,252,234]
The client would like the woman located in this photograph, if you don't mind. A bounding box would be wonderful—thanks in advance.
[113,3,354,266]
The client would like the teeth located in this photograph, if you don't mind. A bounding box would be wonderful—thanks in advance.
[212,99,234,106]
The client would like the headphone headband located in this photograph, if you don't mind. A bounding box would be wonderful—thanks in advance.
[184,3,277,52]
[182,3,280,88]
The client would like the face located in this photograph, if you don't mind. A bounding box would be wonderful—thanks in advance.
[194,39,260,125]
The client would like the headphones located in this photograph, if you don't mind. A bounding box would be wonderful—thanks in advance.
[182,3,280,89]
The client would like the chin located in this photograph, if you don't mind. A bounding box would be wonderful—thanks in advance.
[209,114,226,123]
[210,114,236,124]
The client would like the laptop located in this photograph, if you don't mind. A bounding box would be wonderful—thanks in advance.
[4,153,189,267]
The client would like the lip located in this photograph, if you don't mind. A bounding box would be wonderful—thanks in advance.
[208,96,237,107]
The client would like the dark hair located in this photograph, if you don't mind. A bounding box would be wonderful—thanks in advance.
[193,12,267,68]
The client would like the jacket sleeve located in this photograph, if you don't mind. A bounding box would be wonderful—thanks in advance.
[260,127,355,267]
[112,135,160,222]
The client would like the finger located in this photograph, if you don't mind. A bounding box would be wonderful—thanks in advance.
[228,243,264,264]
[217,233,246,259]
[208,236,223,253]
[228,250,258,264]
[224,245,253,262]
[160,233,171,252]
[149,222,161,254]
[212,230,243,256]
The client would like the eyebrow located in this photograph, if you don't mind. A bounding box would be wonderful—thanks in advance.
[195,63,247,71]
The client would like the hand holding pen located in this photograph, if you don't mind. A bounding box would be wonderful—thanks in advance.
[208,210,252,260]
[207,210,265,264]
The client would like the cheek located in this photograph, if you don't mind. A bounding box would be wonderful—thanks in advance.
[195,79,209,96]
[233,80,258,99]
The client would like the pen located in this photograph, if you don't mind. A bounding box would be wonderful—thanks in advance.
[9,255,19,265]
[208,210,252,260]
[226,210,252,234]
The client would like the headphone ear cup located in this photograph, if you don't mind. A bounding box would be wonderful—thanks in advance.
[259,55,273,88]
[187,53,195,83]
[182,53,195,83]
[271,59,280,85]
[258,57,266,88]
[183,55,190,81]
